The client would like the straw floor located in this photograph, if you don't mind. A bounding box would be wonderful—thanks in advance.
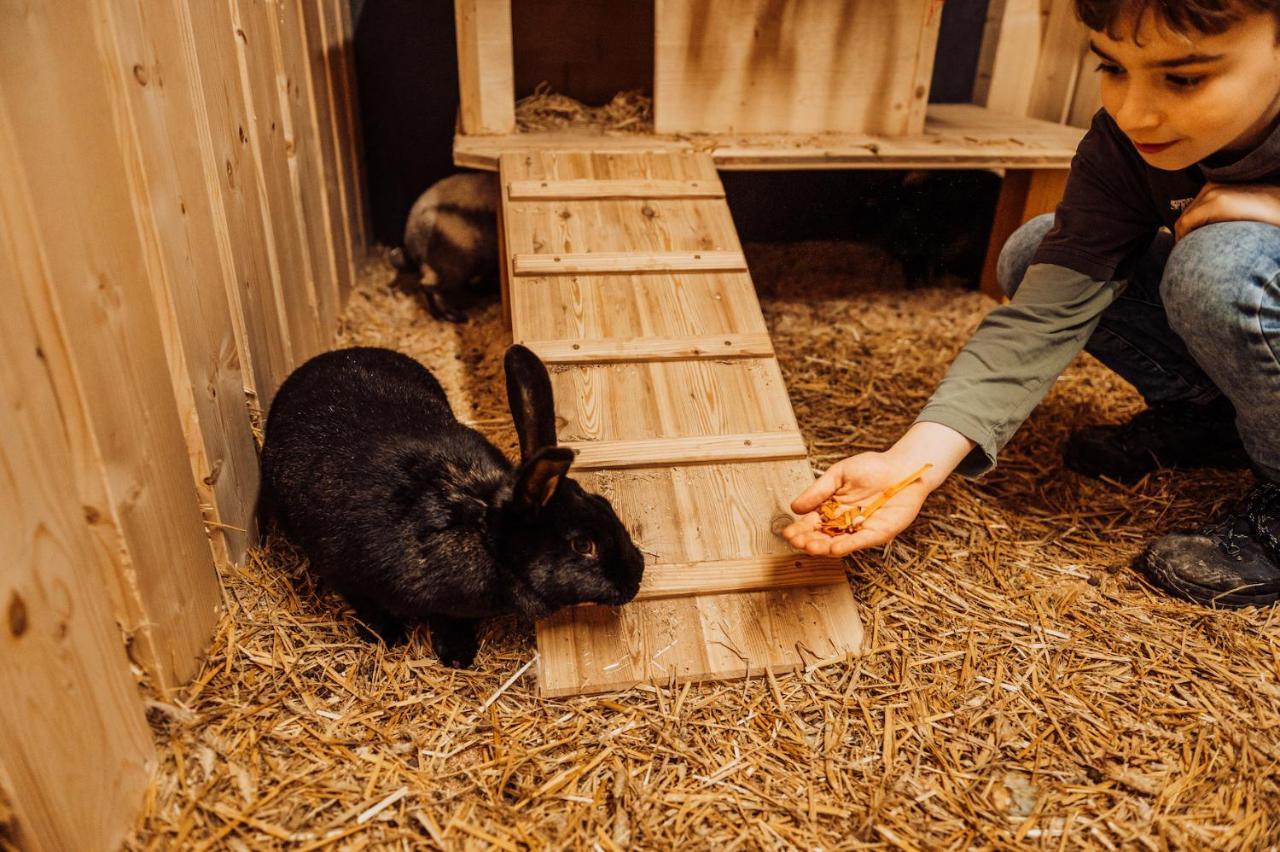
[127,242,1280,850]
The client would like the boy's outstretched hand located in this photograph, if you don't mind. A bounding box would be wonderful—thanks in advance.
[782,422,977,558]
[782,453,931,557]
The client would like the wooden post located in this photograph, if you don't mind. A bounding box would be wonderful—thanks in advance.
[455,0,515,135]
[979,168,1071,300]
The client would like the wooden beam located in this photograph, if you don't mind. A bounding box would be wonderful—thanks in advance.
[979,168,1071,299]
[456,105,1086,172]
[514,250,747,276]
[507,178,725,200]
[454,0,515,135]
[630,555,847,601]
[564,432,808,471]
[522,333,774,364]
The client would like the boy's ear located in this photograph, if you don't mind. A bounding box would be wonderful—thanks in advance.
[512,446,574,516]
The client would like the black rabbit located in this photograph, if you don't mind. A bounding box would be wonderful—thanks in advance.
[259,345,645,667]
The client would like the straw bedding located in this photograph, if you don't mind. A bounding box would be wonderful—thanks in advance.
[126,242,1280,850]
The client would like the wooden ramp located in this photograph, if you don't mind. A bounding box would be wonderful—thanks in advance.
[500,150,865,697]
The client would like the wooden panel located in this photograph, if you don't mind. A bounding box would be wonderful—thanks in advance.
[455,0,515,134]
[231,0,325,365]
[0,222,155,852]
[507,178,725,200]
[323,0,369,255]
[270,0,343,336]
[972,0,1041,116]
[523,332,774,364]
[99,0,261,564]
[184,0,293,403]
[514,250,746,276]
[654,0,941,135]
[565,432,806,470]
[1026,0,1092,123]
[300,0,358,300]
[0,0,222,691]
[633,556,848,601]
[456,104,1087,172]
[502,150,864,696]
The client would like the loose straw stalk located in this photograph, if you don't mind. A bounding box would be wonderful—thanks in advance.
[817,464,932,535]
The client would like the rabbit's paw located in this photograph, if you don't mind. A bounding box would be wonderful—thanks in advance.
[429,615,479,668]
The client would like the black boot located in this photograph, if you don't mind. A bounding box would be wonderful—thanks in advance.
[1064,397,1250,482]
[1136,482,1280,608]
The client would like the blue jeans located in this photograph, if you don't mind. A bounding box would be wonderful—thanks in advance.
[999,214,1280,482]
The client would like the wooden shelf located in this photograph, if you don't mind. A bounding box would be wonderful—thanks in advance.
[456,103,1085,172]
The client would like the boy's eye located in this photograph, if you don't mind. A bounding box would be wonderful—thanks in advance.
[1165,73,1205,89]
[1095,61,1125,77]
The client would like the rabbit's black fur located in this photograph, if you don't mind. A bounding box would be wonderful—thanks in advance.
[260,345,644,667]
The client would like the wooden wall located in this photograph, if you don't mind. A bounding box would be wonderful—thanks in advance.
[0,0,365,849]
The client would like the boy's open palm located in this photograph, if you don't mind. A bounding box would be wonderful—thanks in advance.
[783,453,929,557]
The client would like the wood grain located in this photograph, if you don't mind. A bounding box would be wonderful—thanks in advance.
[653,0,941,135]
[500,150,864,696]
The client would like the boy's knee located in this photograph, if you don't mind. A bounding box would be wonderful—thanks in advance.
[1162,222,1280,336]
[996,213,1055,299]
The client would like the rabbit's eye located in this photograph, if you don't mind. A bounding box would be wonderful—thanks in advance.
[570,536,597,558]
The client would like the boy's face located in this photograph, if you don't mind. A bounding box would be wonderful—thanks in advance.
[1092,10,1280,169]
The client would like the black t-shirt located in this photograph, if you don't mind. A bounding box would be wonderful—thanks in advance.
[1033,108,1280,281]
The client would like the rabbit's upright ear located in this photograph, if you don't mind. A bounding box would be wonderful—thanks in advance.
[504,344,558,461]
[513,446,575,515]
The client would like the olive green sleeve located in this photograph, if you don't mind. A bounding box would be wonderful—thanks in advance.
[915,263,1126,477]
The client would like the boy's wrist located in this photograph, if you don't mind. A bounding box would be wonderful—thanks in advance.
[887,422,976,490]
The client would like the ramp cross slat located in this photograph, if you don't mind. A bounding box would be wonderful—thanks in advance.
[500,150,864,697]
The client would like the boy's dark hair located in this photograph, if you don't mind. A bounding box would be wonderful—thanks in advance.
[1075,0,1280,36]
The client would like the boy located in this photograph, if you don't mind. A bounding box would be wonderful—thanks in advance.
[785,0,1280,608]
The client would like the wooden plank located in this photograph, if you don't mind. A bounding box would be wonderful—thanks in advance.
[98,0,261,564]
[972,0,1042,116]
[457,104,1087,172]
[565,432,807,471]
[454,0,515,135]
[653,0,939,135]
[323,0,369,255]
[1026,0,1092,123]
[302,0,358,301]
[0,0,222,691]
[979,168,1071,299]
[270,0,343,338]
[231,0,324,366]
[183,0,293,405]
[513,250,747,276]
[631,555,847,601]
[502,150,864,696]
[507,178,725,200]
[522,332,774,364]
[0,219,155,852]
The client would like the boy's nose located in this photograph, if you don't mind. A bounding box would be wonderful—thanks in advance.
[1114,86,1164,136]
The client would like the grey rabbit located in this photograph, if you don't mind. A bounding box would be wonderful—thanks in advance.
[259,344,645,667]
[389,172,499,323]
